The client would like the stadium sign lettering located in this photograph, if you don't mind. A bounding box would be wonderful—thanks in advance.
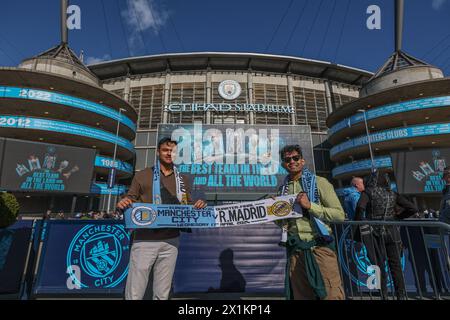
[165,103,295,114]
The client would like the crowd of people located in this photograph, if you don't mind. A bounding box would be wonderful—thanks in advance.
[42,210,123,220]
[341,169,450,300]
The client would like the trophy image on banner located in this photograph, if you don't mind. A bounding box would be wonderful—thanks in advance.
[28,155,41,171]
[57,160,69,173]
[43,153,57,170]
[419,161,434,175]
[63,165,79,179]
[432,150,446,172]
[412,170,426,181]
[16,164,30,177]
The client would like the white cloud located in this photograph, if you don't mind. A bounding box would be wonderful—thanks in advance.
[432,0,447,10]
[86,54,111,65]
[122,0,169,53]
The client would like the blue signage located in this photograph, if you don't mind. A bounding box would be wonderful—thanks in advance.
[0,115,135,153]
[94,156,133,174]
[0,86,136,132]
[329,96,450,137]
[331,123,450,158]
[332,156,392,178]
[33,221,130,296]
[90,183,127,195]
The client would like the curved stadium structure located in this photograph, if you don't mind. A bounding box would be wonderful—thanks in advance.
[0,43,137,213]
[327,50,449,208]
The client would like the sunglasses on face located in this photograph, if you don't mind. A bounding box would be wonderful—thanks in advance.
[283,155,302,163]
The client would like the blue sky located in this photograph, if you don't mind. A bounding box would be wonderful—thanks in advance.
[0,0,449,75]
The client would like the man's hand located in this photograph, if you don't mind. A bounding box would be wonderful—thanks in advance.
[117,197,133,210]
[193,199,207,209]
[296,192,311,210]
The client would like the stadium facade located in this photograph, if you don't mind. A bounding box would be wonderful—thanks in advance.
[327,49,449,209]
[0,49,374,213]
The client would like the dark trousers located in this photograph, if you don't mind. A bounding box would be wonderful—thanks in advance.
[363,227,406,299]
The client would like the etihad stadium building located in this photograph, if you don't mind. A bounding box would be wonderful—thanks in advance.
[90,52,372,201]
[1,48,374,213]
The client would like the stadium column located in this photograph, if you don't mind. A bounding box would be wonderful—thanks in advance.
[287,73,296,125]
[70,195,77,214]
[124,76,131,102]
[206,69,212,124]
[324,80,334,115]
[247,71,255,124]
[163,72,171,123]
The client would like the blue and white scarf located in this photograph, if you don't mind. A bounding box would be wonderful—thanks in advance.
[153,160,188,205]
[280,168,331,240]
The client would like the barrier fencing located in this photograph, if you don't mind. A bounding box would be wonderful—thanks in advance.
[331,220,450,300]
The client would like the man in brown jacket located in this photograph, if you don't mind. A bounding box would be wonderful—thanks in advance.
[117,137,207,300]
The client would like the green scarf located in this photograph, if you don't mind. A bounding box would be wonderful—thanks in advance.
[284,233,335,300]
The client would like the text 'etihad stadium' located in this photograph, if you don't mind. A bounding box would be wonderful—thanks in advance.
[165,103,295,114]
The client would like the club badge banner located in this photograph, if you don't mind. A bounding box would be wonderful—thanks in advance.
[124,195,302,229]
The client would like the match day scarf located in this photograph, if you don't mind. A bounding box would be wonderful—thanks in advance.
[153,160,188,205]
[280,168,332,300]
[280,168,331,240]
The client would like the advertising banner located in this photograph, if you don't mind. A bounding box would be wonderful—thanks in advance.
[0,139,96,194]
[0,86,136,131]
[0,115,134,152]
[125,195,302,229]
[157,124,314,194]
[331,123,450,157]
[329,96,450,136]
[390,148,450,194]
[33,221,130,297]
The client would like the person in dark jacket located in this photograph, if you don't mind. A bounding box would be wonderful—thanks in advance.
[439,166,450,225]
[355,171,417,300]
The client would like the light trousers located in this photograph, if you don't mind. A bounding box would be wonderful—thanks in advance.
[125,237,179,300]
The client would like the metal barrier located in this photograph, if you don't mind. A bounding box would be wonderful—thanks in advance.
[331,220,450,300]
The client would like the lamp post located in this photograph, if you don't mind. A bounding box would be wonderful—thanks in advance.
[357,109,375,172]
[107,108,126,213]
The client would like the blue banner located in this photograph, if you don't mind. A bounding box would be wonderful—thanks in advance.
[90,183,127,195]
[331,123,450,157]
[329,96,450,136]
[0,86,136,131]
[125,195,302,229]
[33,221,130,296]
[126,204,215,228]
[0,115,135,152]
[94,156,133,174]
[332,156,392,178]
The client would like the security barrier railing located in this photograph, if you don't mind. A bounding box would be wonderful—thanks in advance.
[331,220,450,300]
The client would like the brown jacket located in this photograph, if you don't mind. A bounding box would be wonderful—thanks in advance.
[126,166,193,240]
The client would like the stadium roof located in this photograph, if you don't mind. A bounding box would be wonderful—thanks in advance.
[88,52,373,86]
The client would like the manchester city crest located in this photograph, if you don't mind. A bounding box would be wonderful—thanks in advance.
[218,80,242,100]
[131,206,158,226]
[66,224,129,288]
[338,226,405,288]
